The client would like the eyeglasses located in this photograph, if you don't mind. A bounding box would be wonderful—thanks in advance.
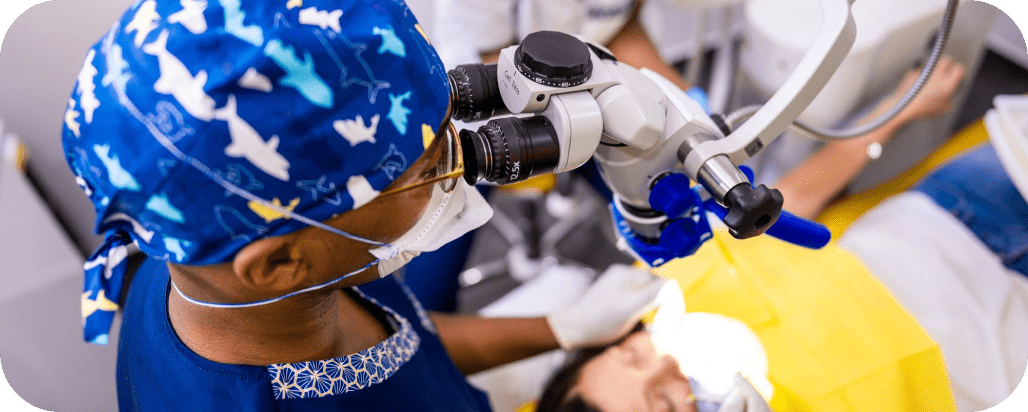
[378,121,465,198]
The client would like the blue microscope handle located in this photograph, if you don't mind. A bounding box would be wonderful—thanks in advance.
[766,208,832,248]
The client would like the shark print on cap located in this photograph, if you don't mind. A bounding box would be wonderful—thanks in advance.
[311,31,390,105]
[125,0,160,47]
[297,175,342,205]
[93,144,141,191]
[77,50,101,124]
[239,68,274,92]
[163,236,191,261]
[219,0,264,46]
[346,175,379,209]
[143,30,216,121]
[168,0,209,34]
[373,26,405,57]
[215,95,291,181]
[248,197,301,223]
[387,91,412,134]
[374,143,407,181]
[218,163,266,195]
[214,205,268,242]
[146,193,186,223]
[299,7,342,33]
[101,43,132,94]
[334,114,379,146]
[65,99,82,138]
[81,290,119,320]
[265,39,334,108]
[146,101,195,143]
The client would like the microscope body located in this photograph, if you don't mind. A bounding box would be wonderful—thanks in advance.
[448,0,858,261]
[487,33,767,241]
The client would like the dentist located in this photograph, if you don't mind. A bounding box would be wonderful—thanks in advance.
[63,0,670,410]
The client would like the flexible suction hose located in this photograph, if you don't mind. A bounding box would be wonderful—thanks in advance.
[726,0,960,142]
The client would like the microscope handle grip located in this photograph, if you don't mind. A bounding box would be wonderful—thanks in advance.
[765,210,831,249]
[703,199,831,249]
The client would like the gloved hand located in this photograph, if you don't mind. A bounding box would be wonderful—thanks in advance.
[612,166,832,267]
[546,264,671,350]
[718,374,773,412]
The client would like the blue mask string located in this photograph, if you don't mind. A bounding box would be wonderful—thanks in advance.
[170,259,378,308]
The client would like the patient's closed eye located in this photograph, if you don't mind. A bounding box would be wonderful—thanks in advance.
[623,345,646,368]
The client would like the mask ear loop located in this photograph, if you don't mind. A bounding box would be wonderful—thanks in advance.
[170,259,378,308]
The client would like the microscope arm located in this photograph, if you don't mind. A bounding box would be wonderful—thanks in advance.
[682,0,857,177]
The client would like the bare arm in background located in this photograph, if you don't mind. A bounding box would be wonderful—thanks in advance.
[775,56,966,220]
[430,313,560,375]
[606,0,690,90]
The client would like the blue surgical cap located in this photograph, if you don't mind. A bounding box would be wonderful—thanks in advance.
[63,0,450,343]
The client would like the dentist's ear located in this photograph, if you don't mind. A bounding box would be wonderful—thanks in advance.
[232,236,309,294]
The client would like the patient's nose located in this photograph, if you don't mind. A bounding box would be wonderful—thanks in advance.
[655,354,686,381]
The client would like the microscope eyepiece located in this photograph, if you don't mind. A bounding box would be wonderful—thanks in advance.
[460,116,560,185]
[448,64,508,123]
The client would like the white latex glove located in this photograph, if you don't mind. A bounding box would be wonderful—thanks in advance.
[718,374,772,412]
[546,264,669,350]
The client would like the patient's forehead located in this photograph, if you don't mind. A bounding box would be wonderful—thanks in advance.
[575,351,633,411]
[572,333,656,411]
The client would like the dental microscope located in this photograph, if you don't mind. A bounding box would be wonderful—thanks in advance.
[444,0,959,266]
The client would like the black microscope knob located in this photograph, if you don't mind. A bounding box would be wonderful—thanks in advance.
[722,184,783,239]
[514,31,592,88]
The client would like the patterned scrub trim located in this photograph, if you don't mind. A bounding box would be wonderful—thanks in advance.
[266,287,421,399]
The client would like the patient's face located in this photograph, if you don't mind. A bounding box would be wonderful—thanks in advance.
[573,331,697,412]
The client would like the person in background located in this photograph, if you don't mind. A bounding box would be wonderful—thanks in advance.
[775,56,966,220]
[62,1,674,410]
[434,0,692,90]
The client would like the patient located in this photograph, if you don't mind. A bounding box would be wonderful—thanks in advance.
[537,328,702,412]
[538,315,773,412]
[537,141,1028,412]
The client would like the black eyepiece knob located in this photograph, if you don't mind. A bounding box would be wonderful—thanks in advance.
[514,31,592,88]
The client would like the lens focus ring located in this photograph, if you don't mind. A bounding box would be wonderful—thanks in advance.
[459,116,561,185]
[481,122,512,183]
[449,64,506,123]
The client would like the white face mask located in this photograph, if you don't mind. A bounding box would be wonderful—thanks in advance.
[369,180,493,277]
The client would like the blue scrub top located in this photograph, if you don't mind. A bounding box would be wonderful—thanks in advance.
[117,258,493,411]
